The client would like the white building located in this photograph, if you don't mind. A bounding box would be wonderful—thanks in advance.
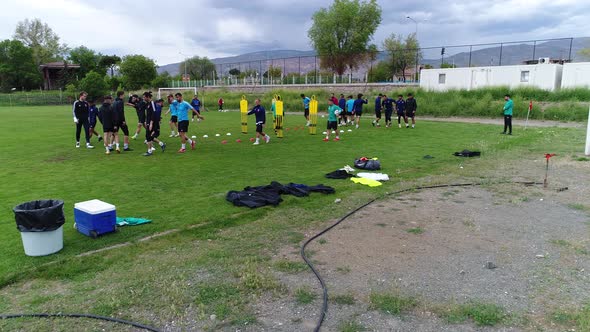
[561,62,590,88]
[420,63,563,91]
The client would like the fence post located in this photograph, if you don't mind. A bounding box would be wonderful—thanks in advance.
[499,43,503,66]
[469,45,472,67]
[568,38,574,61]
[532,41,537,61]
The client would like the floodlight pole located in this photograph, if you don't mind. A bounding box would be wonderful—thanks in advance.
[585,105,590,156]
[406,16,423,82]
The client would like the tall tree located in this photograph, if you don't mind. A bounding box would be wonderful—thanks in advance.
[13,18,68,66]
[180,56,217,80]
[308,0,382,76]
[78,70,109,101]
[99,55,122,77]
[0,39,42,91]
[383,33,421,81]
[69,46,103,77]
[119,55,157,90]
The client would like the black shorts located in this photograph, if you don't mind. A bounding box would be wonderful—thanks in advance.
[151,129,160,139]
[89,122,97,129]
[375,110,382,118]
[304,108,310,117]
[170,116,178,123]
[397,111,405,117]
[119,123,129,136]
[137,112,145,124]
[178,120,189,133]
[327,121,338,130]
[406,112,415,118]
[103,127,114,133]
[256,123,264,133]
[354,111,362,117]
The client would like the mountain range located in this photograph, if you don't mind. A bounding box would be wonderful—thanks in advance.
[157,38,590,76]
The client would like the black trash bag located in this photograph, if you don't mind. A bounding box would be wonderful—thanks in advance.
[453,150,481,157]
[354,158,381,170]
[13,200,65,232]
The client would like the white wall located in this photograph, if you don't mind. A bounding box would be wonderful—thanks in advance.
[562,62,590,88]
[420,64,563,91]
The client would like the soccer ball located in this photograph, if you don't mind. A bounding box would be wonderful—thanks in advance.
[191,135,197,139]
[334,109,341,116]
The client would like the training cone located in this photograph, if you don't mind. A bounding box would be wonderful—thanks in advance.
[215,134,221,137]
[286,128,290,131]
[226,133,232,136]
[347,129,352,132]
[221,140,227,144]
[249,138,255,142]
[340,130,344,133]
[236,139,242,143]
[203,135,209,138]
[322,131,327,135]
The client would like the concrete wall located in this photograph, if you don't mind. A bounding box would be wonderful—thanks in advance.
[562,62,590,88]
[420,64,563,91]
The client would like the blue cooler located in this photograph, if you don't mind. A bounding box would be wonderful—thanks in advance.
[74,200,116,238]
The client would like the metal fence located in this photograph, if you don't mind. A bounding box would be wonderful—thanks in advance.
[0,90,70,106]
[169,37,588,88]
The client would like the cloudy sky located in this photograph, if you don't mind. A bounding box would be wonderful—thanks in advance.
[1,0,588,65]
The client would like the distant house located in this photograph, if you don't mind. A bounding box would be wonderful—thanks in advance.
[39,62,80,90]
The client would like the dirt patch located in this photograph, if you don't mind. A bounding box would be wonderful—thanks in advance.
[251,160,590,331]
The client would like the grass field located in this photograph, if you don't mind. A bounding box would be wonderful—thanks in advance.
[0,104,586,330]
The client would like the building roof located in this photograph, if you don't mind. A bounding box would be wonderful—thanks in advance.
[39,62,81,69]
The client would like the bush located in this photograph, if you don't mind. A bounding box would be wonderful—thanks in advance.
[78,71,110,101]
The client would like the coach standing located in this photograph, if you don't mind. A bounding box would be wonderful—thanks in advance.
[73,91,94,149]
[502,94,514,135]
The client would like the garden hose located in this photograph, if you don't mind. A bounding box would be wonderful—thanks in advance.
[0,313,160,331]
[301,181,541,332]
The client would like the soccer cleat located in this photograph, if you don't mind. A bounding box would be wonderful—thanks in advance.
[191,140,196,150]
[323,138,329,142]
[372,121,375,127]
[105,150,110,155]
[98,137,103,142]
[398,124,402,128]
[132,135,137,140]
[161,143,166,152]
[174,133,180,137]
[355,125,359,129]
[406,125,409,128]
[253,141,260,145]
[116,148,121,154]
[86,144,95,149]
[177,148,186,153]
[143,152,152,157]
[192,118,194,122]
[124,147,133,152]
[76,142,81,148]
[169,134,174,137]
[265,135,270,143]
[334,137,340,141]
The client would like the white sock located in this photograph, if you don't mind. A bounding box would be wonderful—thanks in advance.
[124,144,128,149]
[188,139,193,145]
[116,143,120,148]
[158,141,163,146]
[182,144,186,149]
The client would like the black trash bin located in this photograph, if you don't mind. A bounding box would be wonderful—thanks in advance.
[13,200,65,256]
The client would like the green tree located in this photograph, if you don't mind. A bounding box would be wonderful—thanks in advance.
[308,0,382,76]
[368,61,390,82]
[99,55,122,77]
[119,55,157,90]
[383,33,421,81]
[578,47,590,60]
[229,68,241,76]
[0,39,42,92]
[13,18,68,66]
[180,56,217,80]
[263,65,282,79]
[69,46,103,77]
[440,62,456,68]
[151,71,171,88]
[78,70,109,101]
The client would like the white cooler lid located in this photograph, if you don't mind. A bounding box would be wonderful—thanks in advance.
[74,199,116,214]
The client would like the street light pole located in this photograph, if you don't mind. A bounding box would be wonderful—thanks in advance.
[406,16,418,82]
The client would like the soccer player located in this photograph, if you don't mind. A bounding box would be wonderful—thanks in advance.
[218,97,224,112]
[130,94,146,140]
[144,98,167,156]
[372,93,383,127]
[324,98,342,141]
[395,94,406,128]
[406,93,418,129]
[352,93,368,129]
[338,94,347,126]
[190,95,202,122]
[113,91,132,151]
[72,91,94,149]
[248,99,270,145]
[345,95,355,126]
[88,100,102,143]
[382,94,395,128]
[174,92,202,153]
[330,93,339,105]
[501,94,514,135]
[301,93,311,126]
[100,95,120,155]
[164,94,179,137]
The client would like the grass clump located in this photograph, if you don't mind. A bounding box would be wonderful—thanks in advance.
[369,292,417,315]
[273,260,308,274]
[339,320,366,332]
[550,304,590,331]
[295,287,317,305]
[330,293,356,305]
[406,227,425,235]
[441,302,507,326]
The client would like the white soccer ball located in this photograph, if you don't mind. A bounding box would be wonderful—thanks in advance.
[331,131,336,134]
[226,133,232,136]
[215,134,221,137]
[334,110,341,116]
[191,135,197,139]
[322,131,328,135]
[203,135,209,138]
[340,130,344,133]
[347,129,352,132]
[321,115,325,118]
